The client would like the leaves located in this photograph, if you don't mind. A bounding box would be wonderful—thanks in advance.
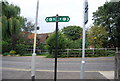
[46,32,71,54]
[62,26,82,41]
[92,1,120,47]
[1,1,26,51]
[2,1,20,18]
[22,21,35,32]
[87,25,107,48]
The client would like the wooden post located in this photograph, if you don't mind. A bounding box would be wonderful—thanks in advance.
[116,47,118,53]
[115,51,120,79]
[93,48,94,55]
[67,49,69,57]
[105,48,107,56]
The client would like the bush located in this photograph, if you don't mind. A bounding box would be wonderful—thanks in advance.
[15,44,28,56]
[46,32,71,57]
[46,53,54,58]
[2,52,10,56]
[2,41,11,53]
[9,50,16,56]
[37,43,45,50]
[10,50,16,54]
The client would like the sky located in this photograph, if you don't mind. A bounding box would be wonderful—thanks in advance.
[7,0,111,33]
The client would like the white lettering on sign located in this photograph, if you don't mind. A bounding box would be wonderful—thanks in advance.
[49,18,53,21]
[63,18,66,21]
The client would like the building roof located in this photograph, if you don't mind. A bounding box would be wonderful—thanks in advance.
[22,32,53,44]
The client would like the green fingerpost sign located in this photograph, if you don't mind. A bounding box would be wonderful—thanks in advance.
[45,16,70,22]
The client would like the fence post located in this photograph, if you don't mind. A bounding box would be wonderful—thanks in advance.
[79,49,81,57]
[67,49,69,57]
[105,48,107,56]
[116,47,118,53]
[115,51,120,79]
[93,48,94,55]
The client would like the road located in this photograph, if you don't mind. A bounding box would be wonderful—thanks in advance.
[2,56,115,79]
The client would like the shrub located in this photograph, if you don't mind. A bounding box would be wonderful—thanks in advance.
[46,53,54,58]
[9,50,16,56]
[2,41,10,53]
[46,32,71,57]
[2,52,10,56]
[37,43,45,50]
[15,43,28,56]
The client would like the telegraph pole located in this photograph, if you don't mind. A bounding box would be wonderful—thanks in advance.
[31,0,39,81]
[80,0,88,79]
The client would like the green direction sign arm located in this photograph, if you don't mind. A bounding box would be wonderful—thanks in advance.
[45,18,48,22]
[58,16,70,22]
[45,17,56,22]
[45,16,70,22]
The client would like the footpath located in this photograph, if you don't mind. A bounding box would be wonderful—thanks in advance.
[2,70,114,79]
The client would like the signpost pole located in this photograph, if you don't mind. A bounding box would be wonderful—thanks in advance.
[80,0,88,79]
[31,0,39,81]
[54,14,58,81]
[45,15,70,81]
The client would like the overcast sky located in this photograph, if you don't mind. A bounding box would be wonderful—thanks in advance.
[7,0,111,33]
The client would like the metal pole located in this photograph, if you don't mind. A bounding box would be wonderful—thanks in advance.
[31,0,39,80]
[54,14,58,81]
[80,0,88,79]
[80,23,86,79]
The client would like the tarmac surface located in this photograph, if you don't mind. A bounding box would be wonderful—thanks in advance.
[2,56,115,79]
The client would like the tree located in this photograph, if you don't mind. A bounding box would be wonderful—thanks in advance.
[2,16,8,40]
[46,32,71,54]
[1,1,26,52]
[62,26,83,41]
[17,16,35,33]
[71,39,82,49]
[1,1,24,41]
[87,25,107,48]
[2,1,20,18]
[21,19,35,32]
[93,1,120,47]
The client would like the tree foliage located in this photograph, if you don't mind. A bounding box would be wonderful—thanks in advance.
[71,39,82,49]
[62,26,82,41]
[93,1,120,47]
[2,1,20,18]
[21,19,35,32]
[1,1,24,41]
[46,26,84,56]
[87,25,107,48]
[46,32,71,54]
[1,1,26,53]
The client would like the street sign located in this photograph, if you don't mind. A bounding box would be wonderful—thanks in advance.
[45,16,70,22]
[45,17,56,22]
[58,16,70,22]
[45,14,70,81]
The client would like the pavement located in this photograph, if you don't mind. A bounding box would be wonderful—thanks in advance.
[1,56,115,80]
[99,71,114,79]
[2,69,114,79]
